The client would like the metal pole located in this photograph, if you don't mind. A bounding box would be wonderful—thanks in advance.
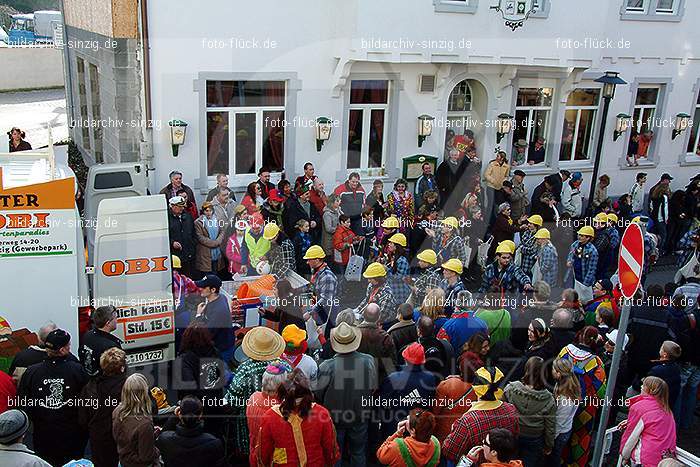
[587,95,612,214]
[591,297,632,467]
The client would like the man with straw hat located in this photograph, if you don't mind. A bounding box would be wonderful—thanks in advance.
[479,242,533,294]
[442,366,520,463]
[315,322,377,467]
[224,327,285,457]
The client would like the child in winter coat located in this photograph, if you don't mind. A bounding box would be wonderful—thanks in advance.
[333,214,360,275]
[293,219,312,275]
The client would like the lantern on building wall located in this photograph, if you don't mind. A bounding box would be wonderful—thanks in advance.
[418,115,434,148]
[672,113,691,140]
[168,119,188,157]
[614,113,631,141]
[315,117,332,151]
[496,113,514,144]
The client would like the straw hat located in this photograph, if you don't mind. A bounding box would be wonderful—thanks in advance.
[330,322,362,354]
[241,327,285,361]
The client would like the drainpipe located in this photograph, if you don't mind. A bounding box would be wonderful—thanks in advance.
[58,0,75,130]
[138,0,155,192]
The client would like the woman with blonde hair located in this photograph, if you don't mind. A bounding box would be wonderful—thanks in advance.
[112,373,161,467]
[419,288,446,323]
[548,358,581,467]
[620,376,677,466]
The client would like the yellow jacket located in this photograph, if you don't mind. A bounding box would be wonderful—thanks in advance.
[484,160,511,190]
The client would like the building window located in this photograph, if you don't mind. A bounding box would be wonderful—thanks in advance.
[88,63,103,163]
[76,57,90,151]
[347,80,389,169]
[686,91,700,157]
[433,0,478,14]
[559,89,600,162]
[446,80,473,134]
[531,0,551,17]
[621,0,682,20]
[513,87,553,166]
[630,86,659,161]
[205,81,285,177]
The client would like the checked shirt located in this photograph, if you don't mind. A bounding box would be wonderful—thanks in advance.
[269,238,295,278]
[478,262,532,294]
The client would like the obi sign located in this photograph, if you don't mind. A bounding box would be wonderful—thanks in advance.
[490,0,537,31]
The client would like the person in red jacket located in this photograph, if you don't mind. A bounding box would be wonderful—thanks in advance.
[0,369,16,414]
[332,214,361,273]
[255,369,340,467]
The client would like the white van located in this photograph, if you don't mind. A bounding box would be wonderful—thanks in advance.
[0,145,175,369]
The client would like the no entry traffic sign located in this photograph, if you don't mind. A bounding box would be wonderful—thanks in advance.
[618,222,644,299]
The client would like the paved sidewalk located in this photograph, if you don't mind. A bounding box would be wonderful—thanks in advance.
[0,88,68,150]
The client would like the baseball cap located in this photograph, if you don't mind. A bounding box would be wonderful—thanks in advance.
[513,170,526,177]
[194,274,222,289]
[661,173,674,181]
[45,329,70,351]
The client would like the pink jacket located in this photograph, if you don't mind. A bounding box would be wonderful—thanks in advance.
[620,395,676,466]
[226,233,245,274]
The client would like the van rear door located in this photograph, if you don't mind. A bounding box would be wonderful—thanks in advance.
[84,163,148,259]
[92,194,175,365]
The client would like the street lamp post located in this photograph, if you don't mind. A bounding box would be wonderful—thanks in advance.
[587,72,627,214]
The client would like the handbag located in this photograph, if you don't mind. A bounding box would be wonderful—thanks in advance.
[675,249,699,283]
[345,241,365,282]
[477,236,493,268]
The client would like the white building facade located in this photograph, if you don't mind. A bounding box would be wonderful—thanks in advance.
[68,0,700,200]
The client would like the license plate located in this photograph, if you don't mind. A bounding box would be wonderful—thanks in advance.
[126,349,163,365]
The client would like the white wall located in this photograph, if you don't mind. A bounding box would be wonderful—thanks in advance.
[0,47,65,91]
[144,0,700,204]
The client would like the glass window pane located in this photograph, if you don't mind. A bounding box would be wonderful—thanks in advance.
[559,109,578,161]
[635,88,659,105]
[566,89,600,107]
[206,81,285,107]
[347,109,363,169]
[350,80,388,104]
[448,80,472,112]
[235,113,256,174]
[207,112,229,176]
[626,0,645,10]
[686,108,700,154]
[513,109,530,144]
[531,109,549,143]
[89,64,103,163]
[656,0,674,12]
[262,111,285,172]
[517,87,553,107]
[574,109,596,160]
[368,110,384,168]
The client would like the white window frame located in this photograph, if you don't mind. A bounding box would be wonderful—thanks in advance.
[446,80,473,135]
[685,91,700,158]
[514,86,554,151]
[560,89,600,162]
[625,0,649,13]
[347,81,390,170]
[620,0,683,20]
[433,0,478,14]
[632,85,660,135]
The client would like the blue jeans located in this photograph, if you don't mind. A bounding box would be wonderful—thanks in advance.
[547,430,572,467]
[336,423,368,467]
[519,434,544,467]
[674,364,700,429]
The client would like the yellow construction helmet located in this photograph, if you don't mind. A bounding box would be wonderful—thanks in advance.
[441,217,460,229]
[263,222,281,240]
[171,255,181,269]
[388,233,407,247]
[534,228,551,240]
[495,243,515,255]
[527,215,543,227]
[578,226,595,237]
[442,258,464,274]
[363,262,387,278]
[607,213,618,224]
[416,249,438,265]
[500,240,517,254]
[303,245,326,260]
[382,216,400,229]
[594,213,608,224]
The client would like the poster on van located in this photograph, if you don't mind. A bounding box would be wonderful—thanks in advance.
[92,195,176,366]
[0,175,80,374]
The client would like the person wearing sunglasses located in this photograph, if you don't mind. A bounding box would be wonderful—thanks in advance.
[457,428,523,467]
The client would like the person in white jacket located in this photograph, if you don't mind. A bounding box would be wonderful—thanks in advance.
[629,172,647,214]
[561,172,583,218]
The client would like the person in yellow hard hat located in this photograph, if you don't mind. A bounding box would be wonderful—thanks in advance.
[378,215,401,250]
[533,228,558,286]
[357,262,397,325]
[304,245,338,324]
[172,255,199,309]
[441,258,466,316]
[263,222,296,278]
[478,241,533,294]
[517,214,544,278]
[566,225,599,287]
[406,249,443,307]
[379,233,412,305]
[425,216,467,266]
[605,212,621,273]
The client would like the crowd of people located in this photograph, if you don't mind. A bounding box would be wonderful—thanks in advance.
[1,148,700,467]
